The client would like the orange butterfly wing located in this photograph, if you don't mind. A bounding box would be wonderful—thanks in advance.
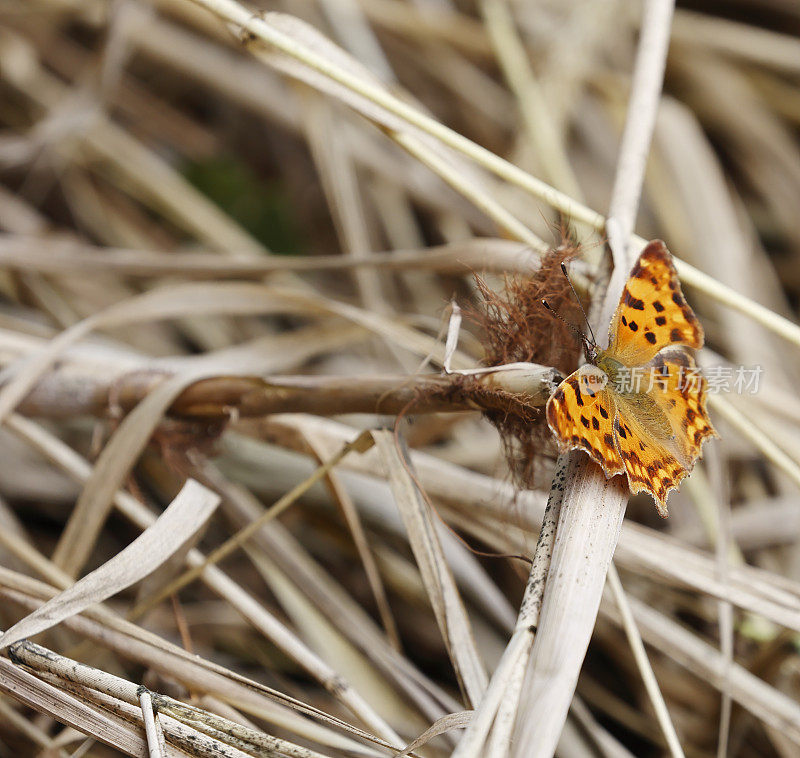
[547,240,717,515]
[608,240,703,367]
[647,349,717,464]
[546,366,624,479]
[612,351,716,515]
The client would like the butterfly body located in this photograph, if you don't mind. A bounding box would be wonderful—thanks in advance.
[593,351,626,390]
[546,241,717,516]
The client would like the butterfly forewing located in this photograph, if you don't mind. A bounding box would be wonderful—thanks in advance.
[607,241,703,366]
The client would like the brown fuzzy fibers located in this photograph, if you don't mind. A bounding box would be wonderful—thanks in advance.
[474,239,588,487]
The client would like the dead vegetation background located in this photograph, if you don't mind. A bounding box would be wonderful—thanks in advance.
[0,1,799,757]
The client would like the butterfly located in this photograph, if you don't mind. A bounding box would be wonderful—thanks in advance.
[546,240,717,516]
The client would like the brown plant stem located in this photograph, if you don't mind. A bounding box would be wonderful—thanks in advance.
[11,366,561,421]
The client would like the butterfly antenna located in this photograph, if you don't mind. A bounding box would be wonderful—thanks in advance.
[541,299,592,354]
[560,262,597,347]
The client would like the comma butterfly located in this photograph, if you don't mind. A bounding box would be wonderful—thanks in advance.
[546,240,717,516]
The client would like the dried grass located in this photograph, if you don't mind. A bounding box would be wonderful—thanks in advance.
[0,1,798,757]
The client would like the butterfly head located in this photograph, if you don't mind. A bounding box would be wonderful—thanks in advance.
[582,335,599,364]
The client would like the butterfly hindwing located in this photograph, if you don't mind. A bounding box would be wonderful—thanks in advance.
[610,348,716,515]
[546,366,624,478]
[608,240,703,366]
[610,396,687,517]
[646,349,717,465]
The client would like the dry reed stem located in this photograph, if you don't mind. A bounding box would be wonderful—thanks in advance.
[304,434,402,651]
[185,0,800,353]
[606,564,684,757]
[9,640,336,758]
[0,655,176,757]
[0,479,220,649]
[479,0,583,202]
[512,2,677,755]
[253,414,800,631]
[0,233,541,274]
[3,415,406,749]
[130,431,374,618]
[373,430,488,707]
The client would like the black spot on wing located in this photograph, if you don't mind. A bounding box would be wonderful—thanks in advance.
[653,301,664,312]
[592,417,600,430]
[599,406,609,419]
[623,290,645,310]
[655,316,666,326]
[644,331,656,344]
